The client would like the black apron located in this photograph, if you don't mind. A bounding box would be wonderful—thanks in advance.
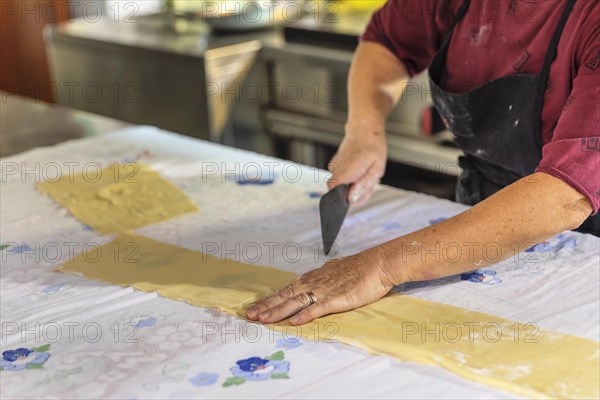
[428,0,599,236]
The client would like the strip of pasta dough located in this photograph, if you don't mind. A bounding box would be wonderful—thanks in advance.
[59,233,600,399]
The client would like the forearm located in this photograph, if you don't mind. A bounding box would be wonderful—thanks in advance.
[379,172,593,284]
[347,41,409,135]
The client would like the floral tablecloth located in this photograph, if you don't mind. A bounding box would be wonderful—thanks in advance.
[1,126,598,399]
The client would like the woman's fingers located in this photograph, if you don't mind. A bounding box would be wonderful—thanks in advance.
[257,292,315,324]
[246,284,301,320]
[289,295,347,325]
[328,158,381,205]
[256,290,351,325]
[327,158,364,191]
[348,164,382,206]
[248,247,393,325]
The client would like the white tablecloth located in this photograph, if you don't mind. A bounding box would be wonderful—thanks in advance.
[1,126,598,399]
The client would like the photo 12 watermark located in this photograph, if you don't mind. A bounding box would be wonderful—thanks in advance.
[1,1,342,25]
[1,161,139,184]
[201,240,339,264]
[1,81,140,105]
[0,320,340,346]
[1,240,139,265]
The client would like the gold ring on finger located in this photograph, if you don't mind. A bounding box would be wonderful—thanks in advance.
[305,290,318,306]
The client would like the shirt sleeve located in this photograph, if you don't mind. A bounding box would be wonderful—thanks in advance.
[360,0,453,77]
[535,25,600,215]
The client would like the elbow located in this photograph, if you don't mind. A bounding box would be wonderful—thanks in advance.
[563,197,593,231]
[531,172,594,232]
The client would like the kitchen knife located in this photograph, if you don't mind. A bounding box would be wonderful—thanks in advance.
[319,184,350,256]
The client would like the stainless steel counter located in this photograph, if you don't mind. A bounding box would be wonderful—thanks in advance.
[46,13,283,141]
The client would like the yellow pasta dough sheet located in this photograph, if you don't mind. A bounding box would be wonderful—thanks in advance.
[58,233,600,399]
[38,162,198,234]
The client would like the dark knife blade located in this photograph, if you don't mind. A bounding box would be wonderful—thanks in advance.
[319,184,350,255]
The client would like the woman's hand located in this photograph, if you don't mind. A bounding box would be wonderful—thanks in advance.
[246,247,396,325]
[327,120,387,206]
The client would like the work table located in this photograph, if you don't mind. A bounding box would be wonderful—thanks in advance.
[1,120,598,398]
[0,92,130,158]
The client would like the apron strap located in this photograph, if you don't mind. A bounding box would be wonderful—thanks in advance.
[449,0,471,33]
[534,0,577,150]
[440,0,471,49]
[429,0,471,83]
[539,0,577,87]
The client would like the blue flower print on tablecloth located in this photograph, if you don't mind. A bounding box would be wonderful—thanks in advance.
[121,150,155,164]
[4,243,32,255]
[120,156,137,164]
[306,191,323,199]
[226,172,276,186]
[223,351,290,387]
[188,372,219,387]
[131,316,158,329]
[429,217,448,225]
[526,233,577,253]
[381,222,402,231]
[275,337,303,350]
[461,269,502,285]
[42,283,66,293]
[1,345,51,371]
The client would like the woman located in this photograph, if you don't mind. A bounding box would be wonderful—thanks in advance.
[247,0,599,325]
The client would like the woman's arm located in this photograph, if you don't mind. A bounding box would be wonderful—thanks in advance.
[380,172,593,285]
[328,41,408,205]
[246,172,592,325]
[347,41,408,125]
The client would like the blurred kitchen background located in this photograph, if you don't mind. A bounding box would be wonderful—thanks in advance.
[1,0,460,199]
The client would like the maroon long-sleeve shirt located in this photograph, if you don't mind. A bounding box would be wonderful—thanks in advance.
[362,0,600,213]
